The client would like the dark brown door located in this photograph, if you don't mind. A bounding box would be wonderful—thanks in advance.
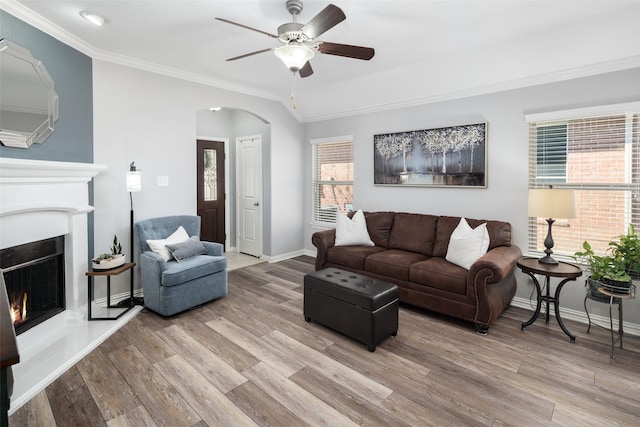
[197,140,225,247]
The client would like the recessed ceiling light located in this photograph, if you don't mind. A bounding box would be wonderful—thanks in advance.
[79,10,109,26]
[209,107,222,112]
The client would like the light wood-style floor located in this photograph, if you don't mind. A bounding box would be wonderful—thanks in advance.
[9,256,640,426]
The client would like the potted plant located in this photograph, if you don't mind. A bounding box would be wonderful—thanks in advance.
[92,235,125,270]
[574,225,638,295]
[610,224,640,280]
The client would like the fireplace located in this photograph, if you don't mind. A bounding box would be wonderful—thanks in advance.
[1,236,65,335]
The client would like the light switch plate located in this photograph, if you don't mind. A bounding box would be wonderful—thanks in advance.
[157,176,169,186]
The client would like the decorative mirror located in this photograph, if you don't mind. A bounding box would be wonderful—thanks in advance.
[0,39,58,148]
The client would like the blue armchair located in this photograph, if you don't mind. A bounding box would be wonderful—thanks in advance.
[134,215,227,316]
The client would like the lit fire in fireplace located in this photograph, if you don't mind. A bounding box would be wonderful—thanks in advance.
[9,292,28,326]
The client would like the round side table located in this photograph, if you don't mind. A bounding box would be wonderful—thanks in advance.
[517,257,582,342]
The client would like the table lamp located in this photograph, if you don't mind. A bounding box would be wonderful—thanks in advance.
[528,187,576,265]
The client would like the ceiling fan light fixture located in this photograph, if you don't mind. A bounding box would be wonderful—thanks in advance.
[79,10,109,26]
[274,44,314,72]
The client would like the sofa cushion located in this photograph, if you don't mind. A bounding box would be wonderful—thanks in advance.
[445,218,490,270]
[162,255,227,287]
[327,245,386,270]
[388,213,438,256]
[410,258,468,295]
[365,249,428,282]
[335,209,374,246]
[363,211,395,248]
[433,216,512,257]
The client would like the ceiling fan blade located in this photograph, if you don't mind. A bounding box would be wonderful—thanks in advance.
[215,17,278,39]
[299,61,314,78]
[226,48,273,61]
[301,4,346,39]
[318,42,375,60]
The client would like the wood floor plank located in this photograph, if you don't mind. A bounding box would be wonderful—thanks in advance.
[225,380,305,427]
[106,405,158,427]
[76,347,140,421]
[205,317,305,377]
[46,383,107,427]
[224,285,335,352]
[324,343,495,426]
[243,362,358,427]
[107,345,201,427]
[264,330,393,406]
[323,341,430,390]
[171,315,260,372]
[118,317,176,364]
[155,324,248,393]
[155,355,257,427]
[289,366,412,427]
[8,390,56,427]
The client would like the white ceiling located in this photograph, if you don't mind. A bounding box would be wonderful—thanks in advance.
[5,0,640,121]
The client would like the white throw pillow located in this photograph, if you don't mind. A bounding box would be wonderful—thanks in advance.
[445,218,490,270]
[335,209,374,247]
[146,226,190,261]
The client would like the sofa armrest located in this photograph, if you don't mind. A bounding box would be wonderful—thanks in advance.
[202,241,223,257]
[469,245,522,328]
[470,245,522,284]
[311,229,336,270]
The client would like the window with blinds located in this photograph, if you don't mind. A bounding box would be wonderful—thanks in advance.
[527,105,640,261]
[311,138,354,225]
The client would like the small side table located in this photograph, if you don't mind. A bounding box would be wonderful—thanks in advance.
[86,262,136,321]
[596,284,636,359]
[517,257,582,342]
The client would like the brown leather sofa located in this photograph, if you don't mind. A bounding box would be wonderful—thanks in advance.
[312,212,522,334]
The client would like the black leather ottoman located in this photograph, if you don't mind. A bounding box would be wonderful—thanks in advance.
[304,268,399,352]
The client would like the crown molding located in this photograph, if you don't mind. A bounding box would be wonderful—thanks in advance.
[301,54,640,123]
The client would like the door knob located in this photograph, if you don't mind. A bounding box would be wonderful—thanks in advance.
[254,202,260,206]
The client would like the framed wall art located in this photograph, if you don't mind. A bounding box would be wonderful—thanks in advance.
[373,122,487,187]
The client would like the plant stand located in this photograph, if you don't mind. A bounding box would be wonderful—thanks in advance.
[585,281,636,359]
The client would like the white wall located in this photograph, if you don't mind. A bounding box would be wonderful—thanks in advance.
[92,60,304,296]
[304,67,640,326]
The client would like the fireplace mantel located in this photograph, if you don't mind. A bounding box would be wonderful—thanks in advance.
[0,157,105,183]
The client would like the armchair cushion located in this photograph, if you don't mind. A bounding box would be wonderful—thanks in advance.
[162,255,227,287]
[166,236,207,262]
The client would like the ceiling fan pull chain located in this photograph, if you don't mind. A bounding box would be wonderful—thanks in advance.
[291,72,297,109]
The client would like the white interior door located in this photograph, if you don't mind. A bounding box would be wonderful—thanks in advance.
[237,135,262,257]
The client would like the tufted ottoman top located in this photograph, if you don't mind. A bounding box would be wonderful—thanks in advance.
[304,268,398,311]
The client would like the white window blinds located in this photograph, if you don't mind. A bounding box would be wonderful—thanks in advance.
[311,138,354,225]
[527,104,640,260]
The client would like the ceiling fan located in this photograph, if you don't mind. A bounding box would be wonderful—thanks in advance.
[216,0,375,78]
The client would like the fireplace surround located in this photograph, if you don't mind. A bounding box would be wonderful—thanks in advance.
[0,158,141,413]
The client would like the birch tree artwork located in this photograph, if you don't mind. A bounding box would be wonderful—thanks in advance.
[374,122,486,187]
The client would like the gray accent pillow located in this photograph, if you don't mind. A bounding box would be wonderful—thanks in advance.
[165,236,206,262]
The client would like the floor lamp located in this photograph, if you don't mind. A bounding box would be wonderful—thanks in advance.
[125,162,144,306]
[528,187,576,265]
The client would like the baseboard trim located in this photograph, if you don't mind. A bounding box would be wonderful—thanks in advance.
[510,296,640,337]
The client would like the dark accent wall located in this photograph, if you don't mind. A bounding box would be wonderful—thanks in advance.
[1,10,95,257]
[1,10,93,163]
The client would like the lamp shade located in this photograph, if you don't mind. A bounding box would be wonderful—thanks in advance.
[274,43,314,72]
[528,188,576,219]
